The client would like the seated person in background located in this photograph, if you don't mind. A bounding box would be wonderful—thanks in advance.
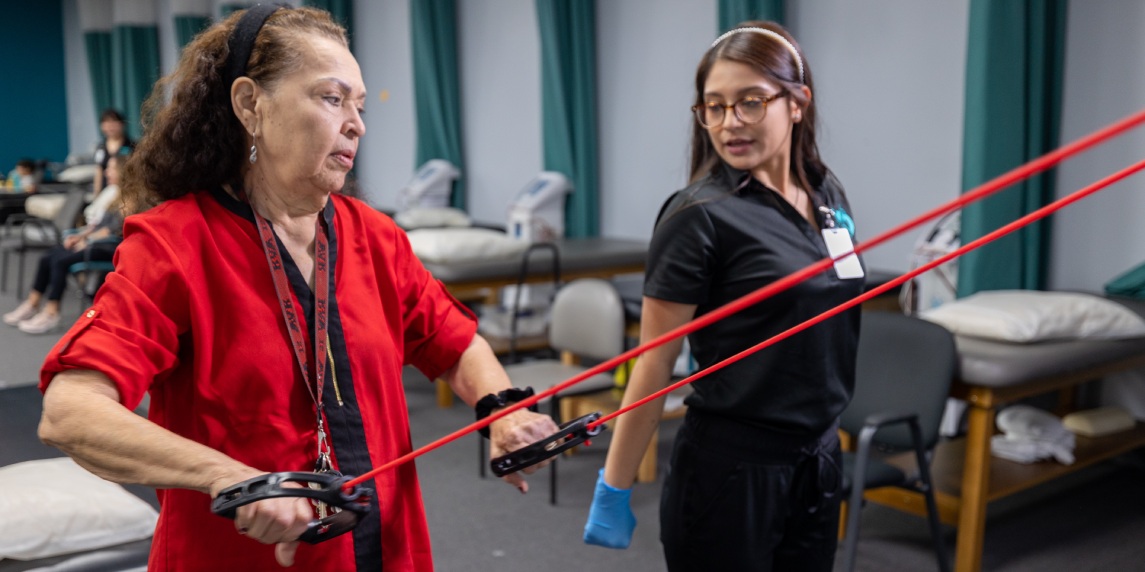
[2,155,126,334]
[83,159,123,224]
[92,108,134,193]
[5,159,38,193]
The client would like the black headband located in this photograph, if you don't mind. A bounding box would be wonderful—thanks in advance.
[223,3,288,88]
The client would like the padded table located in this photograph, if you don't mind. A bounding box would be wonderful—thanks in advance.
[422,237,646,407]
[422,236,647,305]
[865,296,1145,572]
[0,386,155,571]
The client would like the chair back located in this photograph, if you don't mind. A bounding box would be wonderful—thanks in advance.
[549,278,626,361]
[54,187,87,231]
[840,311,958,451]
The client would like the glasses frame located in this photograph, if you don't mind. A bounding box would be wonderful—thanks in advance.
[692,91,789,128]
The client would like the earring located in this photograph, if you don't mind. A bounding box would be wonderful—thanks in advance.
[249,144,257,164]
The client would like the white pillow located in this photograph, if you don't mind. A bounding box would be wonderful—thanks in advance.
[920,290,1145,342]
[407,227,528,263]
[394,207,471,229]
[23,194,66,220]
[55,164,98,184]
[0,458,158,561]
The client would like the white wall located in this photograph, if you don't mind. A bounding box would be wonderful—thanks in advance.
[1051,0,1145,292]
[63,0,97,159]
[790,0,970,272]
[353,0,414,209]
[456,0,542,225]
[596,0,715,241]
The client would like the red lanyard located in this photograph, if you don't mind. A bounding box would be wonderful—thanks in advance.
[245,190,333,471]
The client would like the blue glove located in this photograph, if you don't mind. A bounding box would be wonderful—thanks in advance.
[583,468,636,549]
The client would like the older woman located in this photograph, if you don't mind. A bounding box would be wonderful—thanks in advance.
[37,6,557,571]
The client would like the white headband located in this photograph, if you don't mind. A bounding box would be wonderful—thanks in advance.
[711,27,805,84]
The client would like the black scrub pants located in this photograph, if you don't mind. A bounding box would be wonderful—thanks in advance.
[660,410,843,572]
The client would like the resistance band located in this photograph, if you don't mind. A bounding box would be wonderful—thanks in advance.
[345,106,1145,490]
[594,156,1145,427]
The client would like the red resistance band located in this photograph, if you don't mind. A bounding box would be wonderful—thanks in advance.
[345,107,1145,491]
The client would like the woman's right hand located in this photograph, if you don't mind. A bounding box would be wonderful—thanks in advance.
[63,234,83,250]
[211,472,314,567]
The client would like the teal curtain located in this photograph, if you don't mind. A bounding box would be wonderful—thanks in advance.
[220,4,248,17]
[719,0,785,30]
[111,24,161,140]
[174,15,210,51]
[536,0,599,238]
[304,0,354,49]
[957,1,1066,296]
[410,0,466,208]
[84,31,115,120]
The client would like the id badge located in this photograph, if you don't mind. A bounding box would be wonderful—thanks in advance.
[821,228,864,280]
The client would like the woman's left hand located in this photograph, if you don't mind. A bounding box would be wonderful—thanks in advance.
[488,409,561,493]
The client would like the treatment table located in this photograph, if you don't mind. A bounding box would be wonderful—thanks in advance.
[0,386,155,572]
[422,237,647,407]
[421,236,647,305]
[865,296,1145,572]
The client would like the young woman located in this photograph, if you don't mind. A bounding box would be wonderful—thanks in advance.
[91,108,133,192]
[3,155,125,334]
[584,21,864,571]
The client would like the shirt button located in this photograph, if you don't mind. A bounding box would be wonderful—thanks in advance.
[86,310,96,318]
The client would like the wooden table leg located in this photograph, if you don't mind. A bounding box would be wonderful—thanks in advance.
[954,388,995,572]
[436,380,454,408]
[637,433,658,483]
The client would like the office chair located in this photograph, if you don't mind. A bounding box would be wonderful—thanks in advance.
[839,311,956,572]
[68,236,120,307]
[484,278,626,505]
[1,187,86,298]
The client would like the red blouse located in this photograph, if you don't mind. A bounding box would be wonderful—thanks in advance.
[41,191,477,571]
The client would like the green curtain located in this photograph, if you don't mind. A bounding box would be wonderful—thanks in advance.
[174,15,210,51]
[410,0,466,209]
[84,31,114,120]
[719,0,785,30]
[957,0,1066,296]
[536,0,599,238]
[220,4,248,17]
[304,0,354,49]
[111,24,161,140]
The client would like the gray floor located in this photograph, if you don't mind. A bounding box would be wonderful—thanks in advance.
[1,255,1144,571]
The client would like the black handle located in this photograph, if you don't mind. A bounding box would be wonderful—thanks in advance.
[490,412,605,477]
[210,471,372,544]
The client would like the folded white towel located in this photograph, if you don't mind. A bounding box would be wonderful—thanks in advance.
[991,405,1075,465]
[991,434,1075,465]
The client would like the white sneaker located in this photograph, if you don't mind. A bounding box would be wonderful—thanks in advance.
[3,301,38,326]
[18,311,61,334]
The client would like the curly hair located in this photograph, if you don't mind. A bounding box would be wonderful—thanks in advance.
[689,21,829,196]
[121,7,347,213]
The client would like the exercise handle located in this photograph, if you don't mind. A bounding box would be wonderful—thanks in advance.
[490,412,605,477]
[210,471,373,544]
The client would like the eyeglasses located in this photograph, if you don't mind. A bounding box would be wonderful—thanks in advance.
[692,91,788,128]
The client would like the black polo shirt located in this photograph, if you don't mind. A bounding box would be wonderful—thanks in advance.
[645,165,863,435]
